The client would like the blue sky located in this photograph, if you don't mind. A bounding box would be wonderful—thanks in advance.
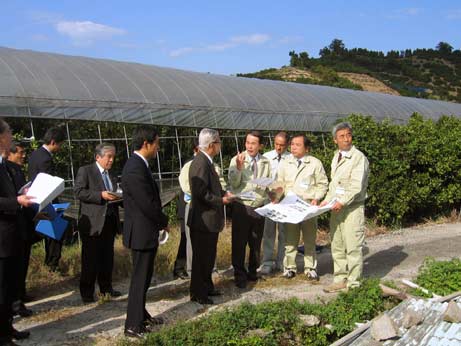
[1,0,460,75]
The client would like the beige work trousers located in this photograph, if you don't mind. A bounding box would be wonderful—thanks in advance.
[330,203,365,288]
[283,217,317,273]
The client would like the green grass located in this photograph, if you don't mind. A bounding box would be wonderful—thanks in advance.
[414,257,461,296]
[27,224,234,294]
[126,278,397,346]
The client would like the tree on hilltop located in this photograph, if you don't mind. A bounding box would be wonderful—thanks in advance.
[436,41,453,55]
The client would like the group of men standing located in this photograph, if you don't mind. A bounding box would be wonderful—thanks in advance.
[176,123,369,311]
[0,118,369,342]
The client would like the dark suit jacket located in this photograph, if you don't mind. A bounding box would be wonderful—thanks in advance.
[187,151,225,233]
[0,162,22,257]
[6,161,34,242]
[121,154,168,250]
[74,163,121,236]
[28,146,54,181]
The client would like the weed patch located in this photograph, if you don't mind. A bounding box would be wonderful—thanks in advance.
[414,257,461,296]
[135,279,396,346]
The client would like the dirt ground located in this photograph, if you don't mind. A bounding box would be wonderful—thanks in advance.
[14,222,461,346]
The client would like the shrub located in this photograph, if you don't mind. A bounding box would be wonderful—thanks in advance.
[140,279,394,346]
[343,114,461,226]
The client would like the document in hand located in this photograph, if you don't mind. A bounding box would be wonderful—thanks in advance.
[255,192,336,224]
[236,191,257,201]
[248,177,274,187]
[27,173,65,212]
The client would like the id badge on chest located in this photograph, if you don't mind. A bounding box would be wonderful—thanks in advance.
[336,186,345,196]
[300,180,310,189]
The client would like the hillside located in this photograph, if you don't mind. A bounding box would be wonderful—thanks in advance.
[237,40,461,102]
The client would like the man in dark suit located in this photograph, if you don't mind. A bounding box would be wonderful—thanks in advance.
[74,143,122,303]
[6,142,34,317]
[122,126,169,338]
[188,128,233,305]
[28,127,66,272]
[0,119,33,346]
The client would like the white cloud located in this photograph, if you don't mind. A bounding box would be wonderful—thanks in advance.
[386,7,423,19]
[55,20,125,45]
[445,9,461,19]
[277,35,304,44]
[206,42,237,51]
[170,47,195,57]
[230,33,270,45]
[169,33,271,57]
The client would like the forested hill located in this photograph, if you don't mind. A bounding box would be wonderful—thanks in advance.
[237,39,461,102]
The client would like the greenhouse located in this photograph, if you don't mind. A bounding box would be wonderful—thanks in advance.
[1,46,461,198]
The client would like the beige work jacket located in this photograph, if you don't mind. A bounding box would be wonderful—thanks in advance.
[324,145,369,207]
[277,154,328,202]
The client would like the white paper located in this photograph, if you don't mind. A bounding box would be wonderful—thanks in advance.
[255,192,336,224]
[248,177,274,187]
[236,191,257,201]
[27,173,65,212]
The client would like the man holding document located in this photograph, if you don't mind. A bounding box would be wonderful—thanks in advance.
[74,143,122,303]
[320,122,369,292]
[228,130,271,288]
[274,134,328,280]
[0,119,33,346]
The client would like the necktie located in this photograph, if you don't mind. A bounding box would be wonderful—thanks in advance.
[277,154,282,162]
[252,158,258,179]
[102,171,112,191]
[297,159,302,168]
[337,152,342,164]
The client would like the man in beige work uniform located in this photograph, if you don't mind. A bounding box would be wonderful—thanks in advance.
[276,134,328,280]
[228,130,271,288]
[321,122,369,292]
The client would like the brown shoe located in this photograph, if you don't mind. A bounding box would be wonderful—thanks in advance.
[323,280,347,293]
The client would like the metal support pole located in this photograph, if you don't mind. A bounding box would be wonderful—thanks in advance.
[29,118,35,139]
[123,125,130,158]
[65,122,75,185]
[97,124,102,144]
[175,128,182,169]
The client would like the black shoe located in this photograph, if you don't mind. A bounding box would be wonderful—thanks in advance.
[208,289,222,297]
[13,302,33,317]
[191,296,214,305]
[144,315,164,325]
[235,281,247,289]
[81,296,95,304]
[173,270,189,280]
[10,328,30,340]
[124,326,146,339]
[0,338,19,346]
[21,294,35,303]
[247,273,258,281]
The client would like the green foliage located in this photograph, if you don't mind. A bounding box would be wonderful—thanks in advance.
[163,198,178,226]
[415,258,461,296]
[344,114,461,226]
[140,279,393,346]
[241,39,461,101]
